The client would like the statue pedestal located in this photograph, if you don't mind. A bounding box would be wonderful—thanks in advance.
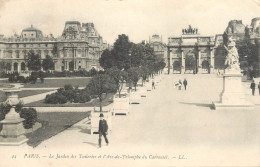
[0,88,28,146]
[213,70,254,110]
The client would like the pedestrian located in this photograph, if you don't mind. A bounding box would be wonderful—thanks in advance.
[217,69,220,76]
[183,78,187,90]
[152,80,155,89]
[258,82,260,95]
[98,113,109,148]
[250,80,256,96]
[178,79,182,90]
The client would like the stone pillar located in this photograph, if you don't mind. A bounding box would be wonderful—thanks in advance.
[40,60,43,71]
[210,48,214,73]
[167,47,170,74]
[74,48,76,58]
[197,49,202,73]
[65,61,68,70]
[181,50,185,74]
[11,50,15,59]
[17,63,21,73]
[11,63,14,72]
[74,61,77,70]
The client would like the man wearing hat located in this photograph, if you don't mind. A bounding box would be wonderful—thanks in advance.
[98,113,109,148]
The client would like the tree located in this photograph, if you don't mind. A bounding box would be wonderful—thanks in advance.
[99,34,133,70]
[0,60,8,74]
[237,40,258,72]
[106,67,128,98]
[99,49,115,70]
[112,34,132,70]
[42,55,54,71]
[27,51,41,71]
[86,74,117,112]
[127,67,141,91]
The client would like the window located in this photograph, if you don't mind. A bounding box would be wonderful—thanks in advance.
[79,61,81,63]
[16,44,19,48]
[24,44,26,48]
[45,44,48,47]
[31,34,33,36]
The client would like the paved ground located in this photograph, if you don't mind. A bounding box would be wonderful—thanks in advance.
[2,74,260,166]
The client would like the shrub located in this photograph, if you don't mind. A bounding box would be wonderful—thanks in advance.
[64,84,73,91]
[29,75,37,84]
[20,108,37,129]
[8,73,18,82]
[0,101,36,130]
[45,93,67,104]
[45,85,91,104]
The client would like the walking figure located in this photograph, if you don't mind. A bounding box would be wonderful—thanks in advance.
[178,79,182,90]
[152,80,155,89]
[250,80,255,96]
[183,79,187,90]
[98,113,109,148]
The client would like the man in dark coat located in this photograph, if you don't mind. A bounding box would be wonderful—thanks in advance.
[98,113,109,148]
[250,80,256,96]
[183,79,187,90]
[152,80,155,89]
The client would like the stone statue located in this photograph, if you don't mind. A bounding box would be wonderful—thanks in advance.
[224,37,240,70]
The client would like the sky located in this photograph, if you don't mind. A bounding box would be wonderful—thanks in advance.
[0,0,259,44]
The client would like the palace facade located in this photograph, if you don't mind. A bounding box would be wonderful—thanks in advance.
[0,21,108,73]
[148,34,167,62]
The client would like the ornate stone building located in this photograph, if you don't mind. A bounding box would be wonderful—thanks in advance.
[167,25,215,74]
[0,21,107,73]
[246,17,260,73]
[148,34,167,62]
[221,18,260,75]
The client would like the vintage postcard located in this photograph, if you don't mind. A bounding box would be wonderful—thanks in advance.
[0,0,259,166]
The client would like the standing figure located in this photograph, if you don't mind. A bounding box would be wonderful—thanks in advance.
[98,113,109,148]
[250,80,256,96]
[183,79,188,90]
[258,82,260,95]
[178,79,182,90]
[152,80,155,89]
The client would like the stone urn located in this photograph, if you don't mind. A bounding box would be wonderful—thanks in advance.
[0,87,28,146]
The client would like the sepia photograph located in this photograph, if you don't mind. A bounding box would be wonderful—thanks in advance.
[0,0,260,166]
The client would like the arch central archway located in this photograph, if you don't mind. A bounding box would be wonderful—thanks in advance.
[172,60,181,73]
[202,60,210,74]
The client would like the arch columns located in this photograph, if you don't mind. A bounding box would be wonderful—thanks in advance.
[197,49,202,74]
[181,49,185,74]
[210,48,214,73]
